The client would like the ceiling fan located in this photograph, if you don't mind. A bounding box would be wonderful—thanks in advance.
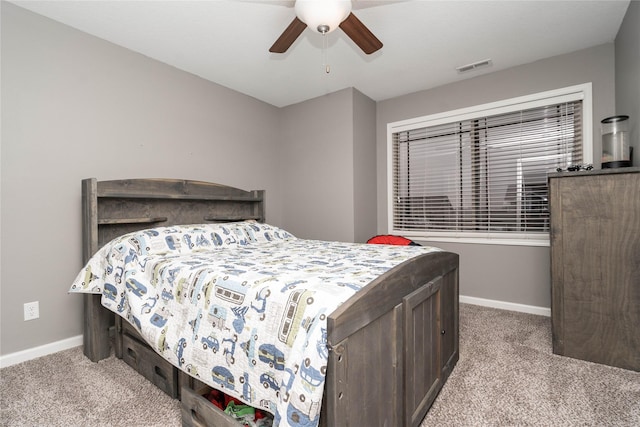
[269,0,383,55]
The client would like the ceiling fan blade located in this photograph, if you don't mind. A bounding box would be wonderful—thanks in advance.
[339,12,383,54]
[269,17,307,53]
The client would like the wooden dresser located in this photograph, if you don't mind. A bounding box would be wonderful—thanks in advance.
[549,167,640,372]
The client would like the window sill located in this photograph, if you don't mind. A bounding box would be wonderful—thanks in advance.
[397,233,550,247]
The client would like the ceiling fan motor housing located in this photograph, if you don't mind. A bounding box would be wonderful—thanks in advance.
[269,0,382,55]
[295,0,352,34]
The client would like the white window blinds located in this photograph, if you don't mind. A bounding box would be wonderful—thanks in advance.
[391,100,583,239]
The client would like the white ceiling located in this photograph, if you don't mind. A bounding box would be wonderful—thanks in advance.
[10,0,630,108]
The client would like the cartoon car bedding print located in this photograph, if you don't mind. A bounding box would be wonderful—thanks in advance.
[70,221,440,427]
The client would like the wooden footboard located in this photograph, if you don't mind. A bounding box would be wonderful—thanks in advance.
[324,251,459,427]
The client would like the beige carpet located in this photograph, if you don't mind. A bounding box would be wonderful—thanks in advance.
[421,304,640,426]
[1,304,639,426]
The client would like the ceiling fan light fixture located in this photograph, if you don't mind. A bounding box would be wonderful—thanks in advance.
[295,0,352,34]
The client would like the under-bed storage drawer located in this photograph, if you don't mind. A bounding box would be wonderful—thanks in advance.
[181,384,239,427]
[121,318,145,343]
[122,333,179,398]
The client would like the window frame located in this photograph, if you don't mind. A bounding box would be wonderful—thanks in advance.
[386,83,593,247]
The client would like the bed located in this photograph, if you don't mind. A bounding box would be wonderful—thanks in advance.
[70,178,459,427]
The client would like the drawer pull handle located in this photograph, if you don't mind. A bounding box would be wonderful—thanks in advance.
[154,366,167,381]
[127,348,137,362]
[191,409,205,426]
[441,330,446,335]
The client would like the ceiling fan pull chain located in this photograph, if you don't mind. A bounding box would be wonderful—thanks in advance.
[322,32,330,74]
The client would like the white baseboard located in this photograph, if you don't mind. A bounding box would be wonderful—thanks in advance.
[0,335,83,369]
[0,297,548,368]
[460,295,551,317]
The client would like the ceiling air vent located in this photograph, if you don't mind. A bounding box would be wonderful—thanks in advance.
[456,59,493,74]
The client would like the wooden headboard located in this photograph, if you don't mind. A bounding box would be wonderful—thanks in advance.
[80,178,265,361]
[82,178,265,262]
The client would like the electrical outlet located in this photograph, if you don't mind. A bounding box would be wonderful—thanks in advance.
[24,301,39,321]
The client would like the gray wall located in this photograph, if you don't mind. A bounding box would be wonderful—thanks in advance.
[279,89,355,241]
[1,3,282,355]
[376,44,616,309]
[615,0,640,165]
[352,89,377,243]
[279,88,377,243]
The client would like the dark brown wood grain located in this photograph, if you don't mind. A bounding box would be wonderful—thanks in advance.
[339,13,383,54]
[269,17,307,54]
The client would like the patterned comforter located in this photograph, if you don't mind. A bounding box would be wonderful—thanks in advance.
[70,222,440,427]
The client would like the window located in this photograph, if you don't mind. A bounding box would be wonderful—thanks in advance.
[387,84,592,246]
